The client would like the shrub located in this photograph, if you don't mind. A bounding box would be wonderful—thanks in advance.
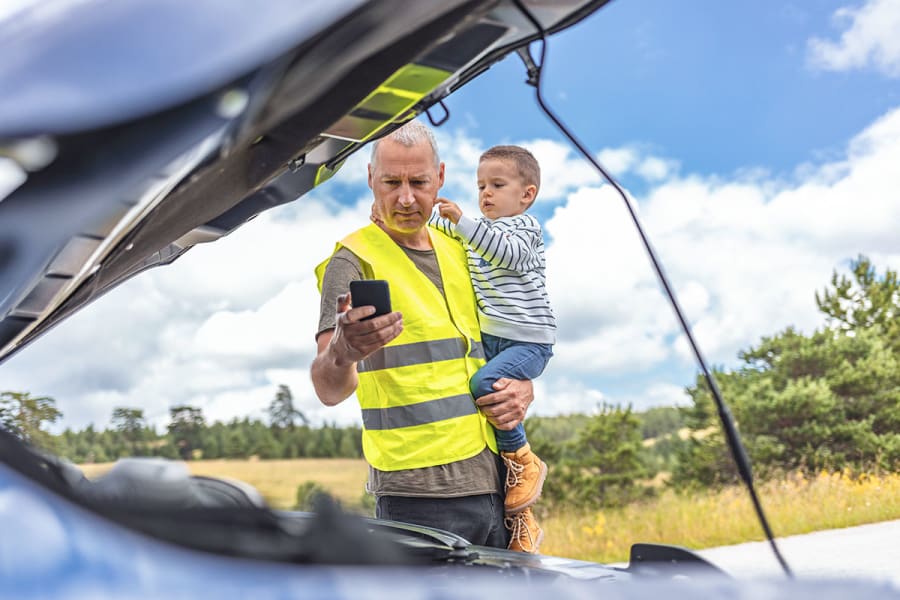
[295,481,331,511]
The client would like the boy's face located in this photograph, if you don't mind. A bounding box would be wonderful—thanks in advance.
[476,158,537,220]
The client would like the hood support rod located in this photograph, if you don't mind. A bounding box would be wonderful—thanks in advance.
[510,0,793,578]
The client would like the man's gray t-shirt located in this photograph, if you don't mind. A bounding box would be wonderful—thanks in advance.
[317,246,502,498]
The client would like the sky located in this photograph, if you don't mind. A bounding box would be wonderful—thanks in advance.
[1,0,899,432]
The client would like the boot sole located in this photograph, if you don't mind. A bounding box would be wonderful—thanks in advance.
[505,460,548,514]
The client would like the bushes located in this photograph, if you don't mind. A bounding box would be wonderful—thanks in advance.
[534,405,649,510]
[295,481,375,515]
[295,481,332,511]
[671,257,900,488]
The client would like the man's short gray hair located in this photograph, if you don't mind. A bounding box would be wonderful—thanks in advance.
[370,120,440,168]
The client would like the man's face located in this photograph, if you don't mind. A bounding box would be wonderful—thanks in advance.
[368,139,444,235]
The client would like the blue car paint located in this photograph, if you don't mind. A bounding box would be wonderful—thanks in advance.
[4,461,900,599]
[0,0,364,135]
[2,461,514,598]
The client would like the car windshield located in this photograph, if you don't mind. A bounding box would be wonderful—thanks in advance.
[1,0,898,588]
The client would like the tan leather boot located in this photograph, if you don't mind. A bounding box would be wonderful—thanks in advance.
[505,507,543,553]
[500,443,548,513]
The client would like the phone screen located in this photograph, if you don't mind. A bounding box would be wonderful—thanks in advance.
[349,280,391,320]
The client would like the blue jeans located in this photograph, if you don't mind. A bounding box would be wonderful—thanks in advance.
[376,493,508,548]
[469,333,553,452]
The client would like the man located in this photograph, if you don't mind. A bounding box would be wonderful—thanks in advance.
[311,120,534,548]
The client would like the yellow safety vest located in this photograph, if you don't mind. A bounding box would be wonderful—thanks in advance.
[315,223,496,471]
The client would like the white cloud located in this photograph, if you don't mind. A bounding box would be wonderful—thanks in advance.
[597,147,638,175]
[263,367,362,427]
[427,127,485,217]
[2,106,899,430]
[192,280,317,365]
[531,378,688,415]
[545,106,900,390]
[595,146,680,184]
[807,0,900,77]
[524,138,602,200]
[544,185,677,370]
[640,383,691,407]
[636,156,678,181]
[0,194,375,430]
[430,130,606,207]
[530,377,608,416]
[610,382,691,412]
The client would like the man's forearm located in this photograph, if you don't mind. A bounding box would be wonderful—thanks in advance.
[310,296,402,406]
[310,334,358,406]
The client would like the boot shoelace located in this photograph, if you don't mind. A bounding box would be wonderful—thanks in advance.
[504,512,535,548]
[502,455,524,490]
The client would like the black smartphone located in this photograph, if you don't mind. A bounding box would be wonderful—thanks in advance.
[349,280,391,320]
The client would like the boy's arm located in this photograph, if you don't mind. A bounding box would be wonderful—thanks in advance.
[455,213,543,272]
[427,208,456,238]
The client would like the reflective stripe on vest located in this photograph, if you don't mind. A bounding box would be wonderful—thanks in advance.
[361,393,476,430]
[315,223,496,471]
[359,338,485,373]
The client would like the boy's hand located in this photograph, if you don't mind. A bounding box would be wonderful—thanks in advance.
[435,197,462,224]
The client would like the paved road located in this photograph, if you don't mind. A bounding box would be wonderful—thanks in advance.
[696,519,900,587]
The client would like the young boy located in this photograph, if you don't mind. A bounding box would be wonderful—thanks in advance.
[428,145,555,553]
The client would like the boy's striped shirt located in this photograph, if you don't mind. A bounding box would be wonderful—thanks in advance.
[429,211,556,344]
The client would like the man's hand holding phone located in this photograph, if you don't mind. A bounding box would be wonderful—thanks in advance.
[327,279,401,368]
[349,280,391,320]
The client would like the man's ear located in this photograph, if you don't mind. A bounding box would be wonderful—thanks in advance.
[367,164,374,189]
[438,162,445,188]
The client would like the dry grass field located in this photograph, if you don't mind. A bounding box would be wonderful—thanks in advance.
[540,470,900,563]
[80,460,900,563]
[80,458,371,512]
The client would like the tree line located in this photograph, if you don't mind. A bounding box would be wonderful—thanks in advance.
[1,384,362,463]
[672,255,899,488]
[527,255,899,509]
[3,256,897,511]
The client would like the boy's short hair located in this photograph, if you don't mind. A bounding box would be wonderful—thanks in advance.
[479,145,541,196]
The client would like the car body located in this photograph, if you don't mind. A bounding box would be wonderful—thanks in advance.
[0,0,609,362]
[0,1,729,594]
[1,2,896,598]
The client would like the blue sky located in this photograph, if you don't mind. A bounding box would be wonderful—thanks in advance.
[1,0,899,430]
[452,1,900,177]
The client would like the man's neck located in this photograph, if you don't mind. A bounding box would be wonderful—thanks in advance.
[380,224,432,251]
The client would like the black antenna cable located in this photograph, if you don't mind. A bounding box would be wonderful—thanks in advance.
[509,0,793,578]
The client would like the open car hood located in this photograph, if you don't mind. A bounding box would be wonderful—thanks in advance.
[0,0,611,364]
